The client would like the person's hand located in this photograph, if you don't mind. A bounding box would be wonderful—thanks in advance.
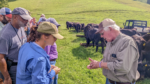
[87,58,100,69]
[48,66,58,73]
[53,67,61,74]
[4,77,12,84]
[51,65,58,69]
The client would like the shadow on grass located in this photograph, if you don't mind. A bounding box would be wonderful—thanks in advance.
[68,29,76,32]
[72,46,103,59]
[8,0,17,2]
[68,29,84,34]
[71,36,85,43]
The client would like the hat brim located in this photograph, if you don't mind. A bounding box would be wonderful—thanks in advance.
[20,15,32,21]
[52,33,64,39]
[5,14,12,18]
[95,22,103,34]
[95,29,102,34]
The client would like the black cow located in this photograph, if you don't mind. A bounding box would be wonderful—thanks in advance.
[138,62,146,80]
[120,29,138,36]
[72,22,82,33]
[80,23,85,31]
[66,21,74,30]
[131,35,146,62]
[141,40,150,62]
[138,62,150,80]
[142,34,150,41]
[87,23,99,28]
[138,32,147,36]
[84,25,105,53]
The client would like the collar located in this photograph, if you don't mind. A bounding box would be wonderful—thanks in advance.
[30,42,50,58]
[111,33,122,45]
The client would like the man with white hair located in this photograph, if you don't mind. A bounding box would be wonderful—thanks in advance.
[87,18,139,84]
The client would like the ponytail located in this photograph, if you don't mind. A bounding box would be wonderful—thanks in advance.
[27,25,50,42]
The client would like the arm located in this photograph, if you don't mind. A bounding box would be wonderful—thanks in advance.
[27,58,55,84]
[0,37,12,84]
[0,54,12,84]
[87,41,138,73]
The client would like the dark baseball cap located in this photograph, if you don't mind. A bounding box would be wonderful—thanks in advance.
[12,7,32,21]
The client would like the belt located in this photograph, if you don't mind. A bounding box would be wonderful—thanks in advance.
[50,59,56,61]
[7,59,17,66]
[108,79,131,84]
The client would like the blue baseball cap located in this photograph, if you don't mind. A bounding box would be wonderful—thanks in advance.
[0,7,12,18]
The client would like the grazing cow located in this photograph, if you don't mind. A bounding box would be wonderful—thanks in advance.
[80,23,85,31]
[66,21,74,30]
[84,25,105,53]
[72,22,82,33]
[76,23,82,33]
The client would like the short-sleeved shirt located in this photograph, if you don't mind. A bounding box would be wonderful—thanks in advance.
[0,23,27,62]
[0,22,4,32]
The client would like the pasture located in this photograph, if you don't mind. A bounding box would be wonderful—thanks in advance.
[8,0,150,83]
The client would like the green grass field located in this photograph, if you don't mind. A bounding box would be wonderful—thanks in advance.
[8,0,150,84]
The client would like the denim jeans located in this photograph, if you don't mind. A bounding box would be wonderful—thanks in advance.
[106,78,136,84]
[50,60,58,84]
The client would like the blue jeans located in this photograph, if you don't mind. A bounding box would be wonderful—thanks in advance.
[50,61,58,84]
[106,78,136,84]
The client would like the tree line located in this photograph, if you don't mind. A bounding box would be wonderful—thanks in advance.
[0,0,9,8]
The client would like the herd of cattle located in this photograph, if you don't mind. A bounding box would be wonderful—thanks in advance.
[66,21,150,80]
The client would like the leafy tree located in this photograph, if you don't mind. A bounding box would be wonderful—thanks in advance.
[0,0,9,9]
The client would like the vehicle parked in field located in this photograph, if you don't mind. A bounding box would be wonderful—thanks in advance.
[123,20,150,35]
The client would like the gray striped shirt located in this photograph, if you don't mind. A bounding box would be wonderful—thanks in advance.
[102,33,139,82]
